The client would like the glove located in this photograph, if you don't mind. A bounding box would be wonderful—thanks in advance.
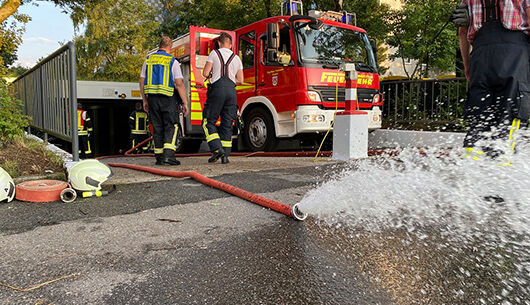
[450,4,469,27]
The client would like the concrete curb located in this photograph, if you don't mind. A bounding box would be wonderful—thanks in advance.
[369,129,465,149]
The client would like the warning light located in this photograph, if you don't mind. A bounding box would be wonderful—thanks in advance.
[282,0,303,16]
[120,93,127,99]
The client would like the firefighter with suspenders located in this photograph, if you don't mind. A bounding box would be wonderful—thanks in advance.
[77,102,93,158]
[140,36,189,165]
[129,102,150,153]
[201,32,244,164]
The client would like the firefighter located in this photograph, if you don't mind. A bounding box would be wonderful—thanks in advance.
[77,103,93,158]
[452,1,530,160]
[140,36,189,165]
[129,102,150,153]
[201,32,244,164]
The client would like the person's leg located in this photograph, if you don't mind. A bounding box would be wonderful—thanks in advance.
[78,135,87,158]
[218,89,237,161]
[161,96,180,165]
[202,86,225,161]
[148,95,164,164]
[463,46,495,151]
[493,42,530,159]
[139,134,149,152]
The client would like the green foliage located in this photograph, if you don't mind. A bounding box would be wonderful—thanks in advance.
[6,64,28,77]
[0,79,28,142]
[157,0,392,71]
[0,159,18,177]
[386,0,460,78]
[0,13,29,75]
[73,0,158,82]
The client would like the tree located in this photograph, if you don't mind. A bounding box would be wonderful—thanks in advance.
[0,0,96,24]
[386,0,460,78]
[73,0,158,81]
[6,64,28,77]
[0,12,29,75]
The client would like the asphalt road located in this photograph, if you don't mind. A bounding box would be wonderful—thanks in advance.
[2,158,526,305]
[1,162,393,305]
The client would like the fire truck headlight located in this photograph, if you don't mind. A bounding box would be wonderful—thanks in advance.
[303,114,325,123]
[307,91,322,102]
[372,94,380,104]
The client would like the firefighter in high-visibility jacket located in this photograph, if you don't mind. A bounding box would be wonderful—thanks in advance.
[139,36,189,165]
[201,32,244,164]
[77,103,93,158]
[129,102,150,153]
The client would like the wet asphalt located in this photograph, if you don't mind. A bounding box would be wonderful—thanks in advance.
[2,159,526,304]
[0,165,338,235]
[1,162,393,305]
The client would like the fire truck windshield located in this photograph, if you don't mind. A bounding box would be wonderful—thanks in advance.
[295,23,377,72]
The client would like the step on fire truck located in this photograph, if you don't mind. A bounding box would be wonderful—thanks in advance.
[158,0,383,152]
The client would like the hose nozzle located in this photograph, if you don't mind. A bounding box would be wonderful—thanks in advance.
[291,203,308,221]
[60,188,77,203]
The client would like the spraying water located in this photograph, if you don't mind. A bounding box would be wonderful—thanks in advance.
[299,132,530,304]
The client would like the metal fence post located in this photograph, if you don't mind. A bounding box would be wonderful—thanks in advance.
[68,42,79,161]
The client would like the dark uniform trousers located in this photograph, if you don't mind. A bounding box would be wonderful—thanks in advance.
[78,133,92,158]
[464,21,530,151]
[202,78,237,156]
[147,94,179,158]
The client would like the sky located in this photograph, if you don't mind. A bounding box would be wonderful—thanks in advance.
[13,2,76,68]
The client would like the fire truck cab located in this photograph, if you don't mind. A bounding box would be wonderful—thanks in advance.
[165,1,382,151]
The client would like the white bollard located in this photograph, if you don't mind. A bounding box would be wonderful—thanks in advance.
[332,63,369,160]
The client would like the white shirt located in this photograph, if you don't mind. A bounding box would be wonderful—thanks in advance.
[206,48,243,84]
[140,55,183,80]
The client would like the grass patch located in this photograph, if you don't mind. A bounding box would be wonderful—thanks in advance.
[1,159,18,177]
[0,136,64,178]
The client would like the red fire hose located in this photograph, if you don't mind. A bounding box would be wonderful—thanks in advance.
[107,162,307,221]
[125,137,153,155]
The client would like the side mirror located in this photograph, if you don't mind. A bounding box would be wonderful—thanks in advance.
[267,23,279,50]
[309,19,324,30]
[370,38,378,63]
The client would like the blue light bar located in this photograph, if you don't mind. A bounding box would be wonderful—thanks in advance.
[341,13,352,25]
[286,2,299,15]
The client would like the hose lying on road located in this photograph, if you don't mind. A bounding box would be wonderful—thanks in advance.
[107,162,308,221]
[97,150,334,160]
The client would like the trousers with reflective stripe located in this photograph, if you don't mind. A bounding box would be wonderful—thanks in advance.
[464,21,530,149]
[202,77,237,155]
[148,94,180,157]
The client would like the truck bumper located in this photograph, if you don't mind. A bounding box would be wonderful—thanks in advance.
[293,105,382,134]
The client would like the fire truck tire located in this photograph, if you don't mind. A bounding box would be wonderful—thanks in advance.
[244,107,277,152]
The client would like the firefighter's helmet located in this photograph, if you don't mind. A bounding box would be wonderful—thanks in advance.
[68,159,113,191]
[0,167,15,203]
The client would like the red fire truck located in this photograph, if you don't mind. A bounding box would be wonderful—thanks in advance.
[162,2,382,152]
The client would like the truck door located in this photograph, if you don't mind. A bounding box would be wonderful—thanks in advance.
[236,30,257,107]
[256,22,298,113]
[188,26,236,136]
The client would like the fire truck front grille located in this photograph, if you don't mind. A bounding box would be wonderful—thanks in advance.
[311,86,378,107]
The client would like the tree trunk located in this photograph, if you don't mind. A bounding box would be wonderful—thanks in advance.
[0,0,21,24]
[263,0,271,17]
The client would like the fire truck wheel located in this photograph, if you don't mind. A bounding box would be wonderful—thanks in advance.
[244,108,277,152]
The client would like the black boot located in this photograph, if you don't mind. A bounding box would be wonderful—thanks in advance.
[208,148,225,163]
[221,156,229,164]
[155,154,163,165]
[162,149,181,166]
